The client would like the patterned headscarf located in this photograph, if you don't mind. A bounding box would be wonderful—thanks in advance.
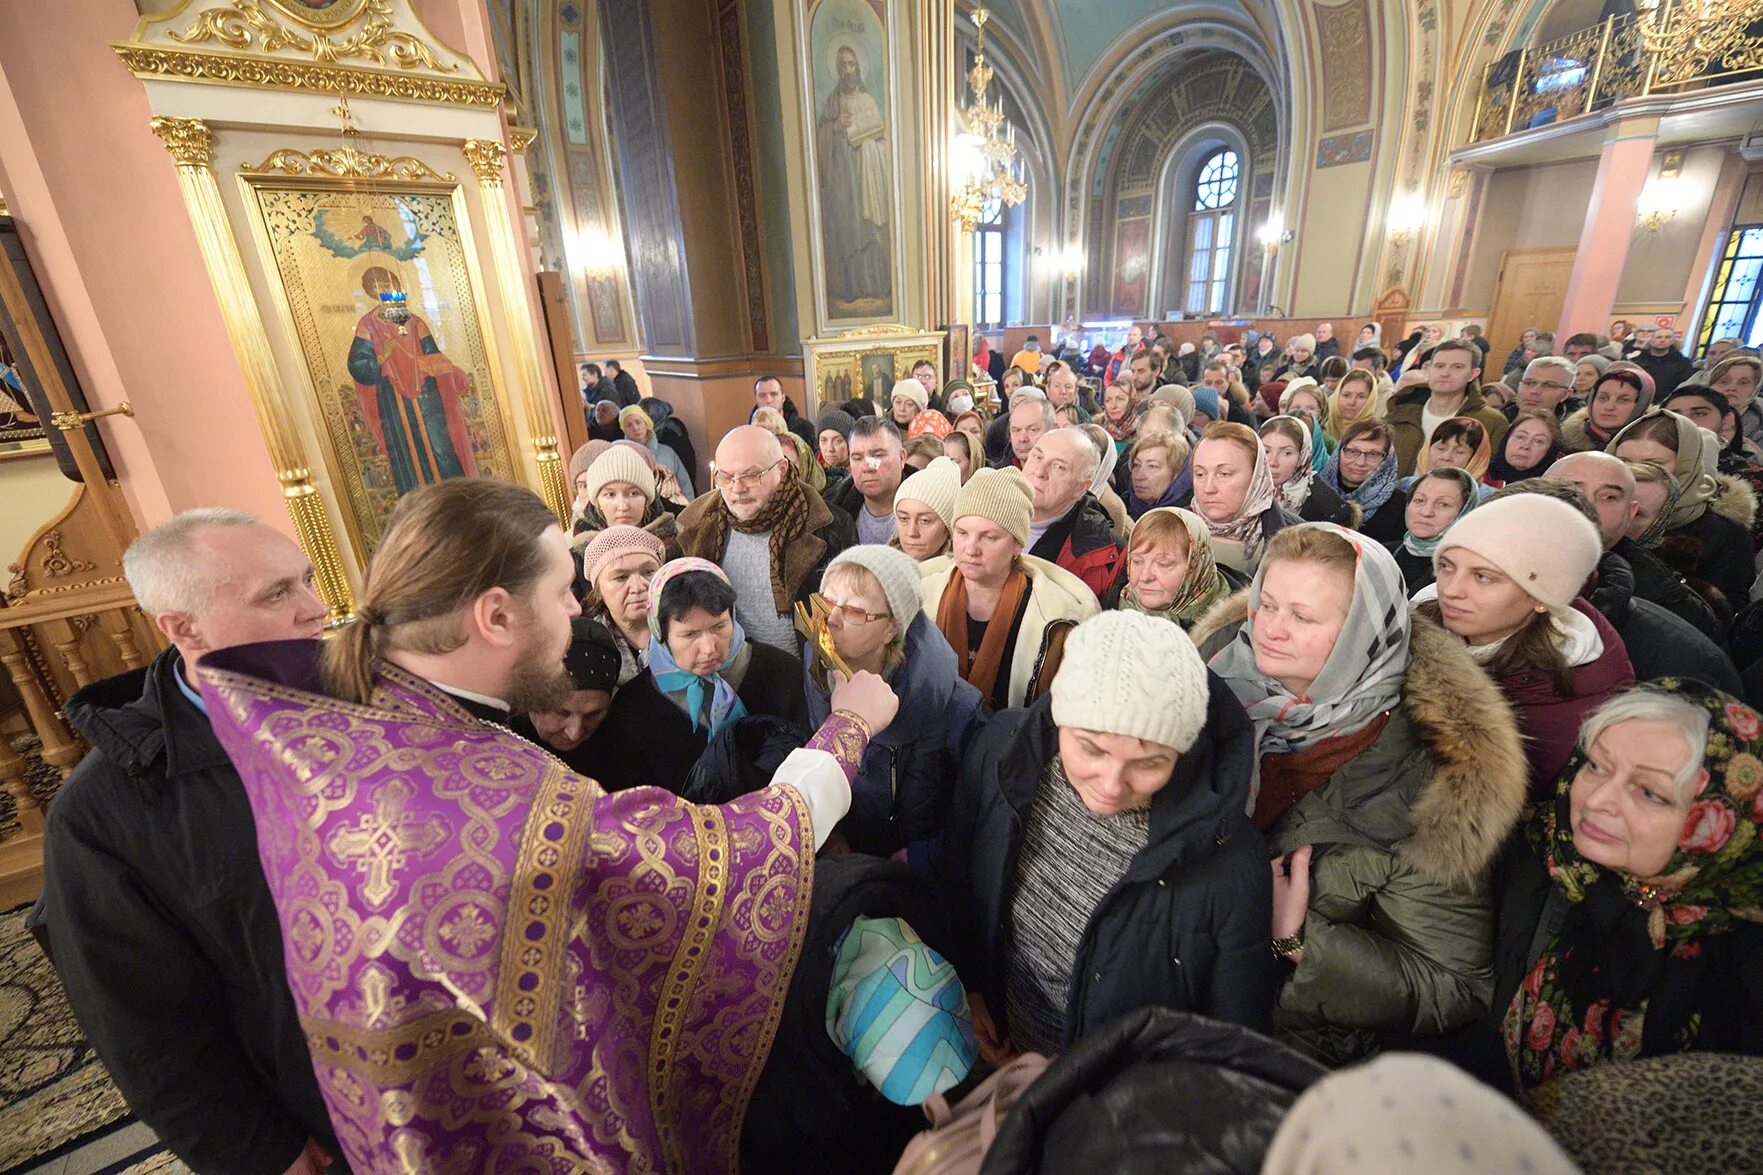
[1199,432,1279,563]
[1262,415,1316,513]
[1608,409,1722,530]
[1320,438,1401,514]
[1400,467,1481,558]
[646,558,749,736]
[1416,415,1494,481]
[1121,507,1231,627]
[1209,523,1411,763]
[1508,681,1763,1091]
[908,409,953,440]
[1326,378,1379,440]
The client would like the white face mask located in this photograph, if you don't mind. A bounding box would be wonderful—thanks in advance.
[949,393,974,414]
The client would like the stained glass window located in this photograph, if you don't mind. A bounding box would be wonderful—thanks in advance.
[1697,226,1763,355]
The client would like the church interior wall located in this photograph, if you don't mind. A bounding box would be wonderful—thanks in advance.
[745,0,803,352]
[0,453,78,569]
[1454,157,1599,314]
[1288,158,1373,316]
[1614,144,1730,312]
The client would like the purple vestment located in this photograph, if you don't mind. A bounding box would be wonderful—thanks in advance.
[198,642,817,1173]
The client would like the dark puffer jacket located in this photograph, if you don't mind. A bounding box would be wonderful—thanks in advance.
[941,684,1275,1047]
[803,612,984,870]
[35,649,342,1173]
[981,1007,1325,1174]
[1588,549,1741,693]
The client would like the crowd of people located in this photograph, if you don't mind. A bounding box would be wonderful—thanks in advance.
[25,320,1763,1174]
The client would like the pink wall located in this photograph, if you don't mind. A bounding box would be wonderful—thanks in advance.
[0,1,284,533]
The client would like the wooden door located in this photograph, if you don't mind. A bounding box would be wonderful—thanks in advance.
[1486,248,1578,358]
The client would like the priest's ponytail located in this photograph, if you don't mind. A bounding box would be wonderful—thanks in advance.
[321,479,561,704]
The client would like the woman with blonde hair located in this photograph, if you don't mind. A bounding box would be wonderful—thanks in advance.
[1190,422,1300,575]
[1325,369,1378,442]
[622,403,695,497]
[1103,506,1236,626]
[1259,415,1352,526]
[1125,429,1191,520]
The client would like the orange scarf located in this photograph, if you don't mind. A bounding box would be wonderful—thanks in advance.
[936,567,1028,703]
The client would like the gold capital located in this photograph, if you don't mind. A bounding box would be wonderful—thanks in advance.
[150,116,214,168]
[461,138,507,185]
[508,126,537,155]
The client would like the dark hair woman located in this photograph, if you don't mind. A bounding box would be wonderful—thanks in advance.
[1487,407,1568,487]
[588,558,807,792]
[1389,467,1479,594]
[1565,368,1651,452]
[1320,418,1404,542]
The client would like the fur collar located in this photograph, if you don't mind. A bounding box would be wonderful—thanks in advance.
[1712,471,1758,529]
[1192,592,1526,887]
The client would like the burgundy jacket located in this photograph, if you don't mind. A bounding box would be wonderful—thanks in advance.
[1496,599,1636,801]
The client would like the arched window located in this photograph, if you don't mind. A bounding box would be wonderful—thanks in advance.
[974,197,1005,328]
[1184,149,1239,314]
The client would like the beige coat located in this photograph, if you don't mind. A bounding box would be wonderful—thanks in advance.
[919,553,1099,709]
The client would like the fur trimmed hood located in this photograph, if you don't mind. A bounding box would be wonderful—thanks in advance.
[1192,593,1527,888]
[1712,471,1758,530]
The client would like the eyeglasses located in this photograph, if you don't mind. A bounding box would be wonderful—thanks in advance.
[712,459,786,490]
[1342,446,1387,462]
[810,592,889,626]
[1519,378,1572,393]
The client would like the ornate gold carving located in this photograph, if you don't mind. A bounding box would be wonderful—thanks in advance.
[113,45,505,106]
[533,442,570,529]
[150,116,214,168]
[4,565,24,602]
[50,403,134,432]
[833,323,925,339]
[461,139,507,185]
[169,0,457,74]
[282,473,355,619]
[240,146,455,183]
[507,126,537,155]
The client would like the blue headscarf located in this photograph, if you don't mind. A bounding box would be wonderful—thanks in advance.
[1320,438,1400,514]
[646,558,750,736]
[1307,416,1332,473]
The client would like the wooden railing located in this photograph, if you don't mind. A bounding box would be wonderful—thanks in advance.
[1471,5,1763,143]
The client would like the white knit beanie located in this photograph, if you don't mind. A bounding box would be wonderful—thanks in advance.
[1051,611,1210,753]
[825,545,923,630]
[1433,494,1601,612]
[584,443,657,504]
[895,456,961,531]
[891,377,929,413]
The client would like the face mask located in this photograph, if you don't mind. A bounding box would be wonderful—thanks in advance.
[949,393,974,414]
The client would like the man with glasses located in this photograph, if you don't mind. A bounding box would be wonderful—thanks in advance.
[678,424,855,651]
[1508,355,1580,421]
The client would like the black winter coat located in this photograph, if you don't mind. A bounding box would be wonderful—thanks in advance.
[941,686,1275,1049]
[35,649,342,1173]
[981,1007,1324,1174]
[1589,549,1741,692]
[1296,476,1353,527]
[1613,536,1721,634]
[1355,494,1408,543]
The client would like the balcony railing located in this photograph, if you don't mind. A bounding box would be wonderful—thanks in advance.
[1472,5,1763,143]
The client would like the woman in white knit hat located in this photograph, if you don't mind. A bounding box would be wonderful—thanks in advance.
[1417,492,1636,801]
[1194,522,1527,1065]
[801,545,983,870]
[890,456,960,561]
[941,609,1274,1060]
[919,467,1099,710]
[890,377,928,432]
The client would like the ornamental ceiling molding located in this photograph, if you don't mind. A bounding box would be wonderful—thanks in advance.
[112,0,504,109]
[239,145,457,183]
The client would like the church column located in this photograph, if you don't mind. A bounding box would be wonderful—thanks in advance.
[146,116,353,619]
[920,0,956,332]
[464,138,571,528]
[1557,117,1658,339]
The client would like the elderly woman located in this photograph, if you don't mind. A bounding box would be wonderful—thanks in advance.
[579,525,665,686]
[1611,408,1757,609]
[1125,429,1191,520]
[511,618,622,776]
[1191,422,1301,575]
[944,610,1275,1061]
[620,404,693,498]
[816,407,855,483]
[1103,506,1236,626]
[801,546,983,870]
[1416,417,1493,482]
[1077,421,1134,537]
[1421,494,1635,799]
[1196,523,1527,1064]
[890,377,928,431]
[920,468,1099,711]
[1565,367,1651,452]
[891,456,959,561]
[1662,386,1763,554]
[1321,418,1405,542]
[1260,415,1352,526]
[1487,408,1566,487]
[589,558,807,792]
[1475,681,1763,1098]
[1389,467,1478,594]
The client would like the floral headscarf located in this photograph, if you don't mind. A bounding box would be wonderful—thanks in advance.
[908,409,953,440]
[1120,507,1230,627]
[1608,409,1722,530]
[1506,680,1763,1092]
[1199,432,1279,563]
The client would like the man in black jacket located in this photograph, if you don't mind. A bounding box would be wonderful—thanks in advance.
[604,358,642,407]
[33,509,339,1174]
[750,373,817,449]
[1632,327,1696,398]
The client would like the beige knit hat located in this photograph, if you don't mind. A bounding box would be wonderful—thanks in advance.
[895,456,961,531]
[952,466,1033,547]
[584,443,657,505]
[1434,494,1601,612]
[1051,610,1210,752]
[568,440,612,484]
[891,377,929,412]
[582,524,665,586]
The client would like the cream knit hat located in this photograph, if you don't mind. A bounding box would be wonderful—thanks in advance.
[1433,494,1601,611]
[895,456,961,531]
[584,443,657,505]
[1051,610,1210,753]
[825,545,924,630]
[953,467,1033,547]
[891,377,929,413]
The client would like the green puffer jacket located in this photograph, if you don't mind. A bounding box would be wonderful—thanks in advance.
[1194,596,1528,1065]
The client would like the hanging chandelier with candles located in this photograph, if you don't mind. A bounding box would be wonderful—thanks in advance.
[950,7,1026,231]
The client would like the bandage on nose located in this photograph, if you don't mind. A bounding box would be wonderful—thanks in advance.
[864,456,883,470]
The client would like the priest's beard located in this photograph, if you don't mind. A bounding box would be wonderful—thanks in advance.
[505,630,576,715]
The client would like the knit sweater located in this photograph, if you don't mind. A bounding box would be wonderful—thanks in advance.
[723,528,797,651]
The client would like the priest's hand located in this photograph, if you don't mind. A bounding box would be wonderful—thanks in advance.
[282,1139,333,1175]
[830,669,899,735]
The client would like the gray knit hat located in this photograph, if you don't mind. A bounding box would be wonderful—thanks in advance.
[894,456,961,531]
[952,466,1033,547]
[1051,610,1210,752]
[817,408,857,440]
[825,545,923,630]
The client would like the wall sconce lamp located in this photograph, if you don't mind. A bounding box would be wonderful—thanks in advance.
[1387,192,1430,241]
[1258,217,1284,251]
[569,225,623,280]
[1060,245,1088,276]
[1636,150,1686,234]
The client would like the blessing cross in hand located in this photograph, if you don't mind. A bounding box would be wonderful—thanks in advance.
[325,778,450,909]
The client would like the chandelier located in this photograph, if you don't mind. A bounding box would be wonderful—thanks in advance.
[950,7,1026,231]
